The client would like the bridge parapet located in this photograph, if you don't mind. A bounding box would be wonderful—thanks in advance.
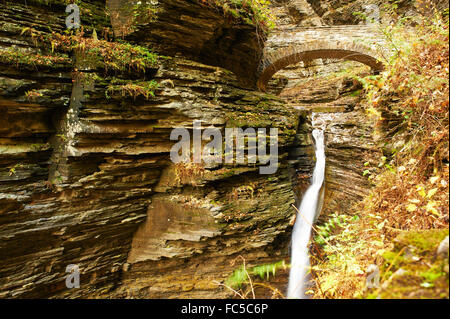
[258,25,390,91]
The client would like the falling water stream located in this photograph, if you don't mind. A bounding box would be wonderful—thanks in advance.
[287,128,325,299]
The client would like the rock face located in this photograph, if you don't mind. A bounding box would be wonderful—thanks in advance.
[0,0,306,298]
[376,229,449,299]
[265,0,381,219]
[305,0,450,25]
[0,0,385,299]
[108,0,265,87]
[279,74,381,220]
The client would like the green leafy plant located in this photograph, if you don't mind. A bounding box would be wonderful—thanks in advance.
[225,259,287,288]
[200,0,276,34]
[106,79,159,100]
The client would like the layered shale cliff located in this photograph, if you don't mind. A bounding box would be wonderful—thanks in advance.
[0,0,393,299]
[263,0,382,221]
[0,0,306,298]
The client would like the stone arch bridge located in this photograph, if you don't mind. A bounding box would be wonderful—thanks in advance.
[257,25,389,91]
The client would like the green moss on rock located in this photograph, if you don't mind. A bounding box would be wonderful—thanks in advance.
[394,228,449,254]
[373,228,449,299]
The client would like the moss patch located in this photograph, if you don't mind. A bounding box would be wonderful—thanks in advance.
[375,228,449,299]
[394,228,449,254]
[0,48,72,69]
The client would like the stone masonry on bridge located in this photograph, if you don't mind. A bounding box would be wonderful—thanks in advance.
[257,25,388,91]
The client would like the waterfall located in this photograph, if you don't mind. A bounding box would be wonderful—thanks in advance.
[287,129,325,299]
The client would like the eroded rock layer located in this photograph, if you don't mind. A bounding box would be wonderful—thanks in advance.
[0,0,306,298]
[109,0,265,87]
[0,0,387,299]
[280,75,381,220]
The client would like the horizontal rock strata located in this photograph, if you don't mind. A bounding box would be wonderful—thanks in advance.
[0,0,304,298]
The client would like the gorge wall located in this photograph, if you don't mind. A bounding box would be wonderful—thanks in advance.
[0,0,384,298]
[264,0,382,222]
[0,0,305,298]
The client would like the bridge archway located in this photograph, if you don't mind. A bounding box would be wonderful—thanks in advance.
[257,40,385,91]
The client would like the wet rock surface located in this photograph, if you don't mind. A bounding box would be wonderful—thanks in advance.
[0,0,304,298]
[108,0,265,87]
[278,71,381,220]
[0,0,385,299]
[374,229,449,299]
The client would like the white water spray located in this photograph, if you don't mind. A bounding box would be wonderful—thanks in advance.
[287,129,325,299]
